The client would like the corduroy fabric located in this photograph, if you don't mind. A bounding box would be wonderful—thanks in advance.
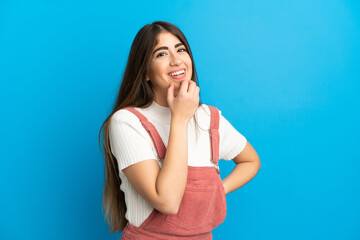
[208,105,220,165]
[123,107,166,159]
[120,105,226,239]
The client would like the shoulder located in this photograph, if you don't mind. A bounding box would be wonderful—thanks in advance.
[111,108,141,124]
[109,108,145,134]
[194,103,223,130]
[197,103,223,119]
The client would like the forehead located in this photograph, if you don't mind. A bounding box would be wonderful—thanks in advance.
[154,32,182,47]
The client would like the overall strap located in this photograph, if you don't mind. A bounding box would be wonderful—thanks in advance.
[123,107,166,159]
[208,105,220,165]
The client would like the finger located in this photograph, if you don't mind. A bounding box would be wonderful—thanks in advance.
[179,79,190,95]
[193,86,200,98]
[167,83,174,103]
[187,80,196,94]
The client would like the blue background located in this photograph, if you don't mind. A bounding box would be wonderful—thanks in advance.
[1,0,359,239]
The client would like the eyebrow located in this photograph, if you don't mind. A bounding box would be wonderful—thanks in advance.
[153,43,184,55]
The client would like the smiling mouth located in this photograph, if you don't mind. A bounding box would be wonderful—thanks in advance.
[168,69,185,76]
[168,70,186,80]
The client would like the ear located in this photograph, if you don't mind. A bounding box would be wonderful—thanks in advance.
[146,73,150,81]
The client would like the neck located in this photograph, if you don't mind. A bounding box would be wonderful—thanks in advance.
[153,89,180,108]
[153,96,170,108]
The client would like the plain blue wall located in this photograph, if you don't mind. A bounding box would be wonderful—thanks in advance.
[1,0,359,239]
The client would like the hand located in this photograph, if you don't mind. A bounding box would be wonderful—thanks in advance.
[167,80,200,123]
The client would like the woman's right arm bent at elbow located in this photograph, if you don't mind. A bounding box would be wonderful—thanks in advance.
[123,117,188,215]
[122,80,199,215]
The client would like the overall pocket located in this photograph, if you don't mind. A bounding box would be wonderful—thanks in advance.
[165,184,218,230]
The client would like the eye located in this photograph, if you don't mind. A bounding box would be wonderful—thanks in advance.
[156,48,187,58]
[156,52,166,58]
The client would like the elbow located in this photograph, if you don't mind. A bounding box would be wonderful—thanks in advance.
[162,202,180,215]
[157,199,180,215]
[164,205,180,215]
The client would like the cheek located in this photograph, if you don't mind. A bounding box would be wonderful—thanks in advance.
[187,64,193,78]
[149,61,165,76]
[185,58,193,72]
[184,57,193,77]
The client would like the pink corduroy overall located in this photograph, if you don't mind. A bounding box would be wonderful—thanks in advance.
[120,105,226,240]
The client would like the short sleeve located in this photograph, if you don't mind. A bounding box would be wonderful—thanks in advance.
[218,110,247,160]
[109,109,158,172]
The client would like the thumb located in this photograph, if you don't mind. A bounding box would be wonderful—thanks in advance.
[167,83,174,104]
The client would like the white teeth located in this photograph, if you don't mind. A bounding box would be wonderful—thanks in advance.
[169,70,185,76]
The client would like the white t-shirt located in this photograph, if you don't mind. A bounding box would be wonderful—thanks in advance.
[109,100,247,227]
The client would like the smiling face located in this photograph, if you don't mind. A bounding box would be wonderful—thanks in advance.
[146,31,193,106]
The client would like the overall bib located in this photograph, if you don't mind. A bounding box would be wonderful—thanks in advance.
[120,105,227,240]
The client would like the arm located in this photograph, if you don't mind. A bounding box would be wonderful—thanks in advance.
[122,80,199,215]
[122,118,188,214]
[222,141,261,195]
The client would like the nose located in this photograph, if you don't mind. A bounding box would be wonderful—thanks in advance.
[169,52,182,66]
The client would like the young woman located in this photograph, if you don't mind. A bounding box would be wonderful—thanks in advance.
[99,21,261,239]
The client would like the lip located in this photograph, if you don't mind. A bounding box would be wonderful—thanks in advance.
[168,68,186,75]
[168,68,186,80]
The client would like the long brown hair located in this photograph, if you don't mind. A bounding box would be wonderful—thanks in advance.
[98,21,202,233]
